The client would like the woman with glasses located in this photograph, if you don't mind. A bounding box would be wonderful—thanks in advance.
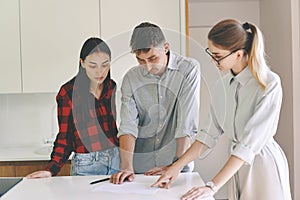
[152,19,292,200]
[26,37,120,178]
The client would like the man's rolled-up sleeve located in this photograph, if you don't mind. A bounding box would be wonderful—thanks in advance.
[118,75,139,138]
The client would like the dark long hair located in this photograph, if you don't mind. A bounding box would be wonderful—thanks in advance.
[71,37,118,151]
[74,37,112,119]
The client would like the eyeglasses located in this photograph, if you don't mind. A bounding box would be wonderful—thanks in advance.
[205,48,238,65]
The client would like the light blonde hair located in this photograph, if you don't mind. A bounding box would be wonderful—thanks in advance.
[208,19,269,90]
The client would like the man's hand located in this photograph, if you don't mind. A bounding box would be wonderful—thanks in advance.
[110,169,135,184]
[144,165,169,176]
[111,134,136,184]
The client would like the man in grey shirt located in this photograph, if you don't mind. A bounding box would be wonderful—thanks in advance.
[110,22,200,184]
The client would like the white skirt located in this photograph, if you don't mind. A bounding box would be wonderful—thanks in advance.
[228,139,292,200]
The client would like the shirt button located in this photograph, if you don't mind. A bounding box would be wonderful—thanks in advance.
[160,96,163,99]
[156,138,160,142]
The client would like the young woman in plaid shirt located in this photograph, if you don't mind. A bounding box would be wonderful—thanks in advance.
[27,37,119,178]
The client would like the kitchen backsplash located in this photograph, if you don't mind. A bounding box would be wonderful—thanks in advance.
[0,93,58,147]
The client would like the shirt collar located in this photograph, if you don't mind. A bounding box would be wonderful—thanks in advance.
[229,66,252,86]
[142,67,149,76]
[167,51,179,70]
[141,51,178,76]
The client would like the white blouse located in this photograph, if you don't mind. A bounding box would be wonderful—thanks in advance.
[196,67,282,164]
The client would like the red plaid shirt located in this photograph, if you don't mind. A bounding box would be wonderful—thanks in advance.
[45,77,119,175]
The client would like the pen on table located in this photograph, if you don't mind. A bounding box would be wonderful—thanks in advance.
[90,177,110,185]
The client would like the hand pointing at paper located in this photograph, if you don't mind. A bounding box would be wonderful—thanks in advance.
[151,164,182,189]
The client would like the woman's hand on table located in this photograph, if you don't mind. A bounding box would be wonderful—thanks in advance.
[181,186,214,200]
[26,170,52,178]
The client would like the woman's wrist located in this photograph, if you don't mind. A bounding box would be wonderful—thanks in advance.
[171,157,186,172]
[205,181,218,193]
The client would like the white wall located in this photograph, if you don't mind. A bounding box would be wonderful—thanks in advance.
[293,1,300,198]
[188,1,260,199]
[260,0,299,198]
[0,94,58,147]
[292,0,300,198]
[189,1,260,27]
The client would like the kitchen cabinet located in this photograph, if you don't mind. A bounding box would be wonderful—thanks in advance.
[0,0,186,93]
[100,0,183,45]
[20,0,100,93]
[0,161,71,177]
[0,0,22,93]
[0,165,15,177]
[100,0,186,83]
[0,0,100,94]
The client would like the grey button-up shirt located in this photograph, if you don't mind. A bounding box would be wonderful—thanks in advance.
[118,51,200,173]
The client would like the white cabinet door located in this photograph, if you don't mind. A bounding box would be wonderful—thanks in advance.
[99,0,184,84]
[20,0,100,93]
[0,0,22,93]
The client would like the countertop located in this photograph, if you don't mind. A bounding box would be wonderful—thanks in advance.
[1,172,215,200]
[0,145,52,162]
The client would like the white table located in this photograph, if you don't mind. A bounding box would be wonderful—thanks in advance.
[2,172,215,200]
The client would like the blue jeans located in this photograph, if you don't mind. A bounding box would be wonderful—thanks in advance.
[71,147,120,176]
